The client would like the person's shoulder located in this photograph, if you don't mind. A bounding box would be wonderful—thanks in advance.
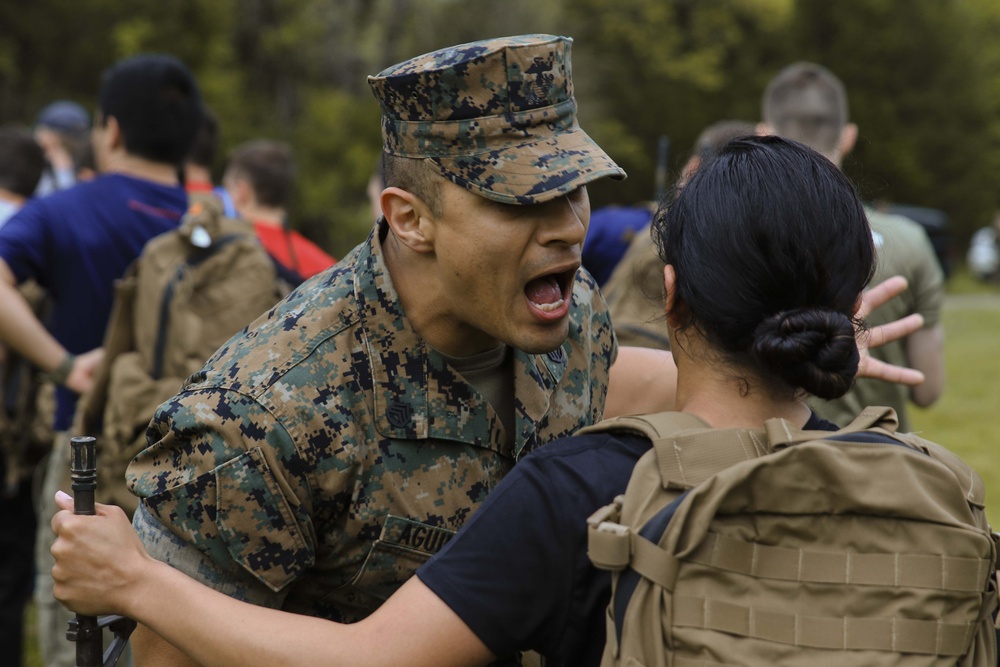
[866,207,932,243]
[525,428,650,470]
[186,246,364,396]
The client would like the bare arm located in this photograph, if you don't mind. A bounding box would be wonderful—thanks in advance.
[905,323,944,407]
[52,496,494,667]
[131,625,199,667]
[605,346,677,418]
[0,258,102,393]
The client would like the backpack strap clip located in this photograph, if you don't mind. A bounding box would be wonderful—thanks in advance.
[587,496,630,571]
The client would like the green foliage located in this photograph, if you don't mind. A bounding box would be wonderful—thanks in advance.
[564,0,792,207]
[789,0,999,240]
[5,0,1000,256]
[291,88,382,256]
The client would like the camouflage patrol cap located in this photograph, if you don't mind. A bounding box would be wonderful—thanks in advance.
[368,34,626,205]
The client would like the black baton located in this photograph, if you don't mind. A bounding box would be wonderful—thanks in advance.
[65,436,137,667]
[66,436,102,667]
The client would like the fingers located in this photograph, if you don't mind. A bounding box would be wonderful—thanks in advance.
[858,276,908,319]
[866,313,924,350]
[859,356,926,386]
[55,489,73,511]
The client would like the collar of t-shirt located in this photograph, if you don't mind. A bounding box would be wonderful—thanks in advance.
[438,344,515,449]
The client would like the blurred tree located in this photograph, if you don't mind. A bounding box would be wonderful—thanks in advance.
[788,0,1000,242]
[563,0,794,208]
[5,0,1000,256]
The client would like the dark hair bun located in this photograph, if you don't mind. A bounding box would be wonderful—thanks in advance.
[751,309,859,399]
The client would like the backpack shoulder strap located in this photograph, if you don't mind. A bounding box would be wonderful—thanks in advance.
[764,405,901,449]
[579,412,771,489]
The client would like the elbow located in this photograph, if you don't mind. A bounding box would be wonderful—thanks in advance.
[910,383,942,408]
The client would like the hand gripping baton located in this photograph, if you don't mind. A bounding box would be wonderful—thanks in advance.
[65,436,136,667]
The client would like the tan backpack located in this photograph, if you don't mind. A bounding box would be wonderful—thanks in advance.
[584,407,999,666]
[73,195,289,515]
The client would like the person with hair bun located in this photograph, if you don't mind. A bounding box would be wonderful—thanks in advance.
[49,136,936,667]
[654,133,874,424]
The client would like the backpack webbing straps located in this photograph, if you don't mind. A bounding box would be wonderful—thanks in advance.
[765,406,900,449]
[671,595,975,655]
[577,412,772,490]
[687,532,991,591]
[648,421,770,490]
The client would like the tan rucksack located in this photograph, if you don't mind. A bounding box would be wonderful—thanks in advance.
[73,195,289,515]
[584,407,999,666]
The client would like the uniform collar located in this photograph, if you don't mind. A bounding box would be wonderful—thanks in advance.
[354,225,569,459]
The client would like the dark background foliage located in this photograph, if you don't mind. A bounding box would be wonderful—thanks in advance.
[3,0,998,259]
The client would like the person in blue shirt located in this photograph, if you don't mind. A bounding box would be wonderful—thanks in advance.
[49,136,931,667]
[1,53,202,667]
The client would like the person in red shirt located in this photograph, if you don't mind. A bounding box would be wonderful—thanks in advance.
[223,139,336,281]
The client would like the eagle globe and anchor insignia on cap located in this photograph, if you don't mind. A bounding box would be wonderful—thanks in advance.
[367,34,626,205]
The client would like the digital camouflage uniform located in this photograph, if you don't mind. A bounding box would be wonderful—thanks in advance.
[128,33,624,624]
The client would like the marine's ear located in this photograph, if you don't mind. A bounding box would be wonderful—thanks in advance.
[838,123,858,160]
[381,187,435,253]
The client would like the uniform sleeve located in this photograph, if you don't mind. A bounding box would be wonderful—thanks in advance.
[127,385,332,594]
[0,200,52,285]
[133,503,285,607]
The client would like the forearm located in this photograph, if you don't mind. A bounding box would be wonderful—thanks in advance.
[907,323,945,407]
[127,562,491,667]
[0,278,67,372]
[606,346,678,418]
[128,559,338,666]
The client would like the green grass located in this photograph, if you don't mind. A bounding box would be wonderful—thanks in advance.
[25,602,40,667]
[910,278,1000,527]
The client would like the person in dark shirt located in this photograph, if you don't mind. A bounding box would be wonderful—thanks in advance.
[0,53,202,667]
[50,136,929,666]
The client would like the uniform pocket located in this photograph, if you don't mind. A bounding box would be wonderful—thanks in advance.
[215,447,315,592]
[142,446,315,593]
[327,515,456,615]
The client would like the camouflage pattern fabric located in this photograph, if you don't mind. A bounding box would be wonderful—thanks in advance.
[368,34,625,205]
[127,222,617,622]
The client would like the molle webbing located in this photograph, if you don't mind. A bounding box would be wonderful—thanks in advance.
[671,595,976,656]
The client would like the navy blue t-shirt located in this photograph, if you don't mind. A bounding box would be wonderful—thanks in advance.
[0,174,186,429]
[417,412,839,667]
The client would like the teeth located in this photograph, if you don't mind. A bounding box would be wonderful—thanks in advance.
[531,298,566,312]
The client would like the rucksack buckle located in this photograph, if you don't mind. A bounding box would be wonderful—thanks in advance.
[587,499,630,571]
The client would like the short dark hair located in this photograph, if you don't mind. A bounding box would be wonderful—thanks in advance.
[653,135,874,400]
[762,62,847,157]
[226,140,295,209]
[0,125,46,197]
[187,107,219,168]
[692,120,756,162]
[381,153,443,217]
[98,53,202,165]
